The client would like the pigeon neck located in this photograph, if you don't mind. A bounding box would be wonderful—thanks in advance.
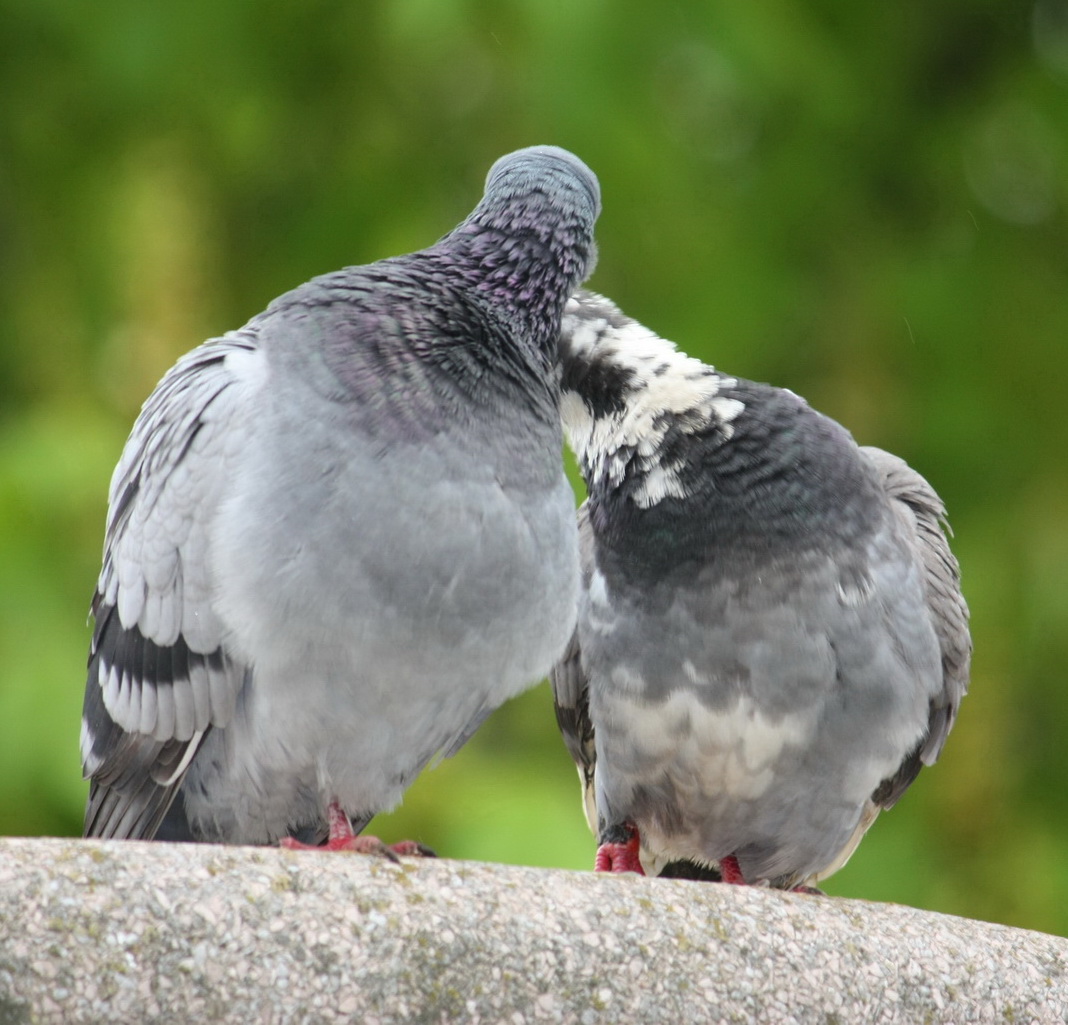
[559,320,745,511]
[438,223,591,355]
[589,399,884,584]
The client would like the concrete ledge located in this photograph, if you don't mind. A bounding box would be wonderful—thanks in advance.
[0,836,1064,1024]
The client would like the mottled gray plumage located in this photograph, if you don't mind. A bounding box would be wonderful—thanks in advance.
[82,146,600,844]
[552,290,970,888]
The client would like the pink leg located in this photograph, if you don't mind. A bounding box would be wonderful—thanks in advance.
[595,823,645,874]
[279,801,435,859]
[719,854,746,885]
[718,855,821,892]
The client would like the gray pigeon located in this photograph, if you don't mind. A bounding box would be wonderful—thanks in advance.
[551,290,970,889]
[81,146,601,850]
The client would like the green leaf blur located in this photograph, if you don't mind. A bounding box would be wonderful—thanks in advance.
[2,0,1065,936]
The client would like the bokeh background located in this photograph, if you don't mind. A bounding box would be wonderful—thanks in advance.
[2,1,1067,936]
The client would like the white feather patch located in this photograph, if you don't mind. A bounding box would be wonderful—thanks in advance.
[154,680,176,741]
[189,664,212,732]
[561,294,744,509]
[171,678,196,742]
[116,574,145,632]
[80,717,100,774]
[607,689,816,802]
[101,662,121,718]
[139,672,158,735]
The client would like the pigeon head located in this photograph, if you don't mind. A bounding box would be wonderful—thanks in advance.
[441,146,601,351]
[483,145,602,229]
[559,290,745,509]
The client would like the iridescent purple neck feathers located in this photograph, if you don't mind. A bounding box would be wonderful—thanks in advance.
[440,147,601,354]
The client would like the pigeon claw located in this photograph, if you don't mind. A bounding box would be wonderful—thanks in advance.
[595,822,645,874]
[278,800,435,859]
[386,840,437,858]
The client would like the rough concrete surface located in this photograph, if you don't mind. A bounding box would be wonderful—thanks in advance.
[0,836,1064,1024]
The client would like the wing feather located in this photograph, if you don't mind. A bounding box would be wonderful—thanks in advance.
[861,446,971,809]
[549,502,599,836]
[82,332,261,838]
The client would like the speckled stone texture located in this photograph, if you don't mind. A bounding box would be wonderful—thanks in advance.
[0,837,1064,1024]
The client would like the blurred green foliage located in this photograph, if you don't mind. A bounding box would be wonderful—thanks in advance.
[2,0,1066,936]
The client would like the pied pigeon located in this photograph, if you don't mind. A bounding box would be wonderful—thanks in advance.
[81,146,601,850]
[551,290,970,889]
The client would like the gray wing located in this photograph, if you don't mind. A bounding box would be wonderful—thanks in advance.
[862,446,972,809]
[82,331,261,839]
[549,501,598,835]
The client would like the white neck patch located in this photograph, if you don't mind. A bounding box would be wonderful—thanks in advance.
[560,293,745,508]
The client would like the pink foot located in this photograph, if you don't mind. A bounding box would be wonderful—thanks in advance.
[719,854,746,885]
[716,855,820,892]
[595,823,645,874]
[279,801,435,860]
